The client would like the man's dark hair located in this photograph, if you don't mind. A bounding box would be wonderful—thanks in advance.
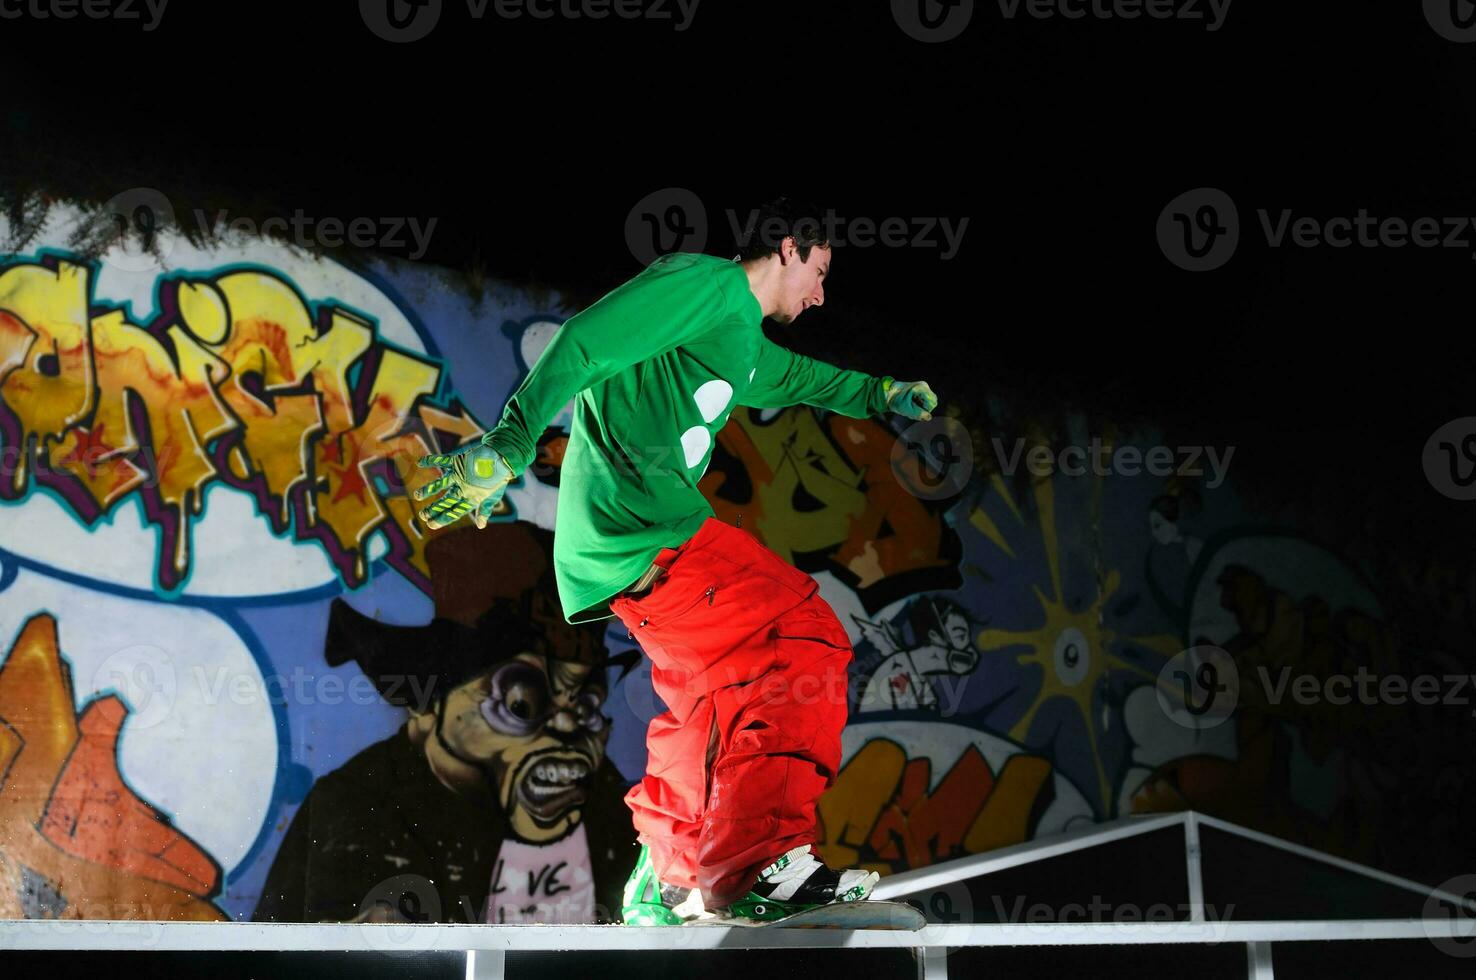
[734,197,831,263]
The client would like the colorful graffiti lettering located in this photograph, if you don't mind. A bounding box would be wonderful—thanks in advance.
[816,732,1062,874]
[0,256,485,594]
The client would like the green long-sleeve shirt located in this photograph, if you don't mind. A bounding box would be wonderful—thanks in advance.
[482,252,893,623]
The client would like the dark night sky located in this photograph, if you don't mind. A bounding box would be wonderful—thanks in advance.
[5,0,1476,550]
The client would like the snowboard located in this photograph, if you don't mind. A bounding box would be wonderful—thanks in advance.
[689,899,927,930]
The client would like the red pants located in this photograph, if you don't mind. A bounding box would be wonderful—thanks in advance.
[609,516,854,908]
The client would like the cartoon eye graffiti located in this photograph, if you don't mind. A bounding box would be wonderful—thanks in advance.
[576,690,608,733]
[1052,626,1091,687]
[480,661,550,736]
[479,661,611,736]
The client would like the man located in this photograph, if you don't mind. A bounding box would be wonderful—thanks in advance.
[415,198,938,923]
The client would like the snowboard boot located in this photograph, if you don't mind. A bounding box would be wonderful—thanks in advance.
[717,844,881,922]
[621,843,711,925]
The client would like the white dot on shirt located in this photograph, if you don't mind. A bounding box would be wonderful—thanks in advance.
[681,426,711,468]
[693,379,733,423]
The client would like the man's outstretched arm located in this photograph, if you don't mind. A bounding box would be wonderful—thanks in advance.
[739,334,937,420]
[416,256,739,529]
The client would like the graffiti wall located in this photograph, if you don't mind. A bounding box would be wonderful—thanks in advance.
[0,203,1469,925]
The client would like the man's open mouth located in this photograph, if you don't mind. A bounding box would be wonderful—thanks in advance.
[516,754,593,822]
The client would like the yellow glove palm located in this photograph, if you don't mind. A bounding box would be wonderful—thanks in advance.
[414,441,516,530]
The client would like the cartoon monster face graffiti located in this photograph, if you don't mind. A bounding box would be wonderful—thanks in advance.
[411,650,612,843]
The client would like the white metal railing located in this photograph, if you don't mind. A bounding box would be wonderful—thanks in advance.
[1,916,1475,951]
[2,811,1474,980]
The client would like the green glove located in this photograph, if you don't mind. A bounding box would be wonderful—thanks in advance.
[414,439,516,530]
[882,376,938,421]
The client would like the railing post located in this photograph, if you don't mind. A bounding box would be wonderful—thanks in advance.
[1245,940,1273,978]
[1185,811,1205,923]
[916,945,948,980]
[467,948,506,979]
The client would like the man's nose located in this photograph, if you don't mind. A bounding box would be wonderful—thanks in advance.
[811,285,825,307]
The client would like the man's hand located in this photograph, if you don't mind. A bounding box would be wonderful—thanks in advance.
[883,378,938,421]
[414,441,516,530]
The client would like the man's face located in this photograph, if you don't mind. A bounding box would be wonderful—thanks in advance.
[773,239,830,324]
[437,651,611,843]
